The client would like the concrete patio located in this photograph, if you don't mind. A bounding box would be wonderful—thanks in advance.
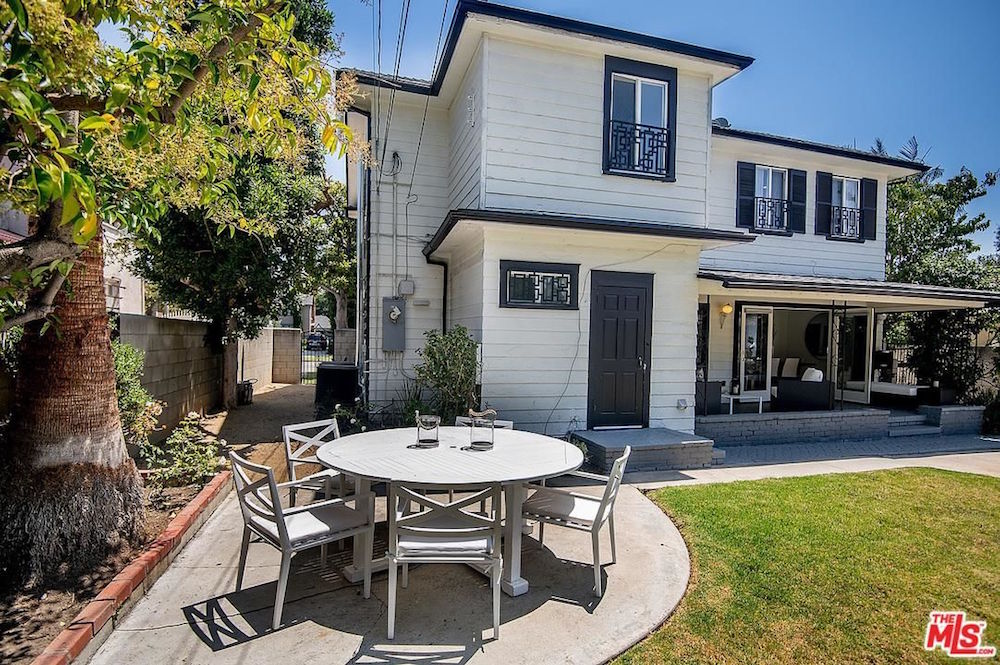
[87,481,689,665]
[84,385,1000,664]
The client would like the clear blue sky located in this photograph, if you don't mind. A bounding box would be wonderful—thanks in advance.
[328,0,1000,253]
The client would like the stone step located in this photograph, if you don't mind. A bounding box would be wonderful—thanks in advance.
[887,425,943,438]
[888,415,928,427]
[711,448,726,465]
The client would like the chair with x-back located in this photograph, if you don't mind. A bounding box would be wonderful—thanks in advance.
[229,451,374,630]
[386,482,503,640]
[282,417,347,506]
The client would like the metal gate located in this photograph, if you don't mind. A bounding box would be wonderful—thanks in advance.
[301,330,334,384]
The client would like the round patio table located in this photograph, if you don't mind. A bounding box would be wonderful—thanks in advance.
[315,426,584,596]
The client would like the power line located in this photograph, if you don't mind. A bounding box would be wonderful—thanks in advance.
[404,0,452,280]
[379,0,412,170]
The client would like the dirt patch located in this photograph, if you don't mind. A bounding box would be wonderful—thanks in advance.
[0,484,200,665]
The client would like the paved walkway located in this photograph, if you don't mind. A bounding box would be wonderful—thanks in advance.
[88,384,691,665]
[628,434,1000,489]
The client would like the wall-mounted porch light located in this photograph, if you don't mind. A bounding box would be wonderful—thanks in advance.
[719,302,734,329]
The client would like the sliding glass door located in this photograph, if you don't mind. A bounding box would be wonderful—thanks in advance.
[740,306,773,399]
[832,308,874,404]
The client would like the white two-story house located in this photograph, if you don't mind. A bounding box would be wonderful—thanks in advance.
[340,0,997,444]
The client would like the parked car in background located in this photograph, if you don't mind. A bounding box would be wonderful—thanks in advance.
[306,332,328,351]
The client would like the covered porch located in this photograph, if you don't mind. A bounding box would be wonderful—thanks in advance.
[693,269,998,443]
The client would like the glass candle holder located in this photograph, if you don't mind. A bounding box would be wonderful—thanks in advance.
[415,411,441,445]
[468,409,497,449]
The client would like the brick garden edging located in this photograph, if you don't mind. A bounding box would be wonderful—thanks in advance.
[32,470,233,665]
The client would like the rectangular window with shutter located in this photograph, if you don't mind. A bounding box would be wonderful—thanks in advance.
[817,173,877,241]
[736,162,806,234]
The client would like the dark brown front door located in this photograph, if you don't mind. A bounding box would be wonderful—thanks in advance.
[587,271,653,428]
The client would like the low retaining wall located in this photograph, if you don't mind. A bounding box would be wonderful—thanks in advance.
[919,405,985,435]
[696,409,890,447]
[32,471,232,665]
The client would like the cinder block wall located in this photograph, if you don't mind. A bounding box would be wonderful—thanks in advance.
[237,329,274,385]
[119,313,221,432]
[272,328,302,384]
[330,328,357,363]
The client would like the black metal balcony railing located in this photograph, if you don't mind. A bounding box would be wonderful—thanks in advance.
[607,120,670,177]
[831,205,862,239]
[754,196,788,232]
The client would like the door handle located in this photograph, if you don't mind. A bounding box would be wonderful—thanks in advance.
[638,355,648,372]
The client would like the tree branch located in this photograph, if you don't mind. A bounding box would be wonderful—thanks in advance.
[158,3,282,124]
[0,269,69,332]
[43,3,282,120]
[0,232,80,280]
[46,94,107,112]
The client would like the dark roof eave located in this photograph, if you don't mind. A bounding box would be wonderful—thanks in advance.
[340,0,753,99]
[424,209,755,256]
[698,270,1000,304]
[712,126,930,172]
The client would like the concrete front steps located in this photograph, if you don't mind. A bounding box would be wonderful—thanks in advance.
[570,427,717,472]
[888,413,942,438]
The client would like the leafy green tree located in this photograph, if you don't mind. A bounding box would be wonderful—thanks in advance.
[130,146,331,405]
[877,138,999,400]
[313,179,355,330]
[0,0,355,584]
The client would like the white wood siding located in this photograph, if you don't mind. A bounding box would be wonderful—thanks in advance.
[447,230,485,341]
[448,41,484,210]
[702,137,888,280]
[478,226,701,435]
[482,38,711,226]
[367,99,450,404]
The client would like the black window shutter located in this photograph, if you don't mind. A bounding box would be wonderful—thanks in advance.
[736,161,755,228]
[815,171,832,236]
[788,169,807,233]
[861,178,878,240]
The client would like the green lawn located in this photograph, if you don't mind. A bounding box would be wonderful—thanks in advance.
[618,469,1000,664]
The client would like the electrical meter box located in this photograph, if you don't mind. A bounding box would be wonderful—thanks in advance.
[382,297,406,351]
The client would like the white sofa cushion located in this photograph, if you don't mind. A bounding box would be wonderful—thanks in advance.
[801,367,824,382]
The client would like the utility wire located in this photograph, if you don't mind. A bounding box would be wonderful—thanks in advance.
[404,0,452,280]
[379,0,412,170]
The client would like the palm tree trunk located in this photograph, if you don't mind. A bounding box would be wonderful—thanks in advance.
[0,223,143,585]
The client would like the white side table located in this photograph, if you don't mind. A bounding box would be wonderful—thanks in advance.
[721,393,763,414]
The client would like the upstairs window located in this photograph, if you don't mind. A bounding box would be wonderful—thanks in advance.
[754,165,787,231]
[736,162,805,234]
[816,172,877,241]
[603,57,677,180]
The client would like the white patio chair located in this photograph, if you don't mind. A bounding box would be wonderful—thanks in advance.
[282,418,348,506]
[781,357,800,378]
[386,483,503,640]
[521,446,631,597]
[229,451,374,630]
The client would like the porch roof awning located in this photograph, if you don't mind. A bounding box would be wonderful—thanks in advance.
[424,209,755,257]
[698,269,1000,307]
